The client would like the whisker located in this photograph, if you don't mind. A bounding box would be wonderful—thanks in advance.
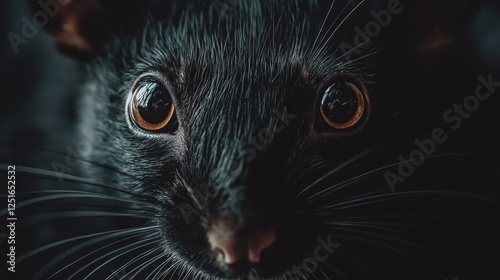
[31,227,156,279]
[1,192,153,217]
[23,211,150,226]
[0,164,152,201]
[318,190,494,212]
[327,232,434,267]
[146,253,173,280]
[316,0,366,56]
[83,237,161,280]
[296,251,320,280]
[311,0,336,50]
[50,231,157,279]
[301,153,495,205]
[106,248,159,280]
[325,246,375,277]
[312,0,354,56]
[159,258,183,280]
[118,249,166,279]
[50,203,157,215]
[19,226,156,263]
[341,49,381,67]
[345,224,459,267]
[317,257,348,280]
[127,250,170,279]
[37,145,140,180]
[311,214,487,240]
[316,268,329,280]
[324,223,448,259]
[293,146,380,201]
[325,214,476,224]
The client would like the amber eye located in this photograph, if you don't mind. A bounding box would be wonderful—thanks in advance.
[320,80,366,129]
[130,79,175,132]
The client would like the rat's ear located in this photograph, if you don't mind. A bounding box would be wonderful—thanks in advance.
[27,0,143,59]
[406,0,473,57]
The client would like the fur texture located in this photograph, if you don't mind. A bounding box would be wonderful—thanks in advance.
[2,0,499,279]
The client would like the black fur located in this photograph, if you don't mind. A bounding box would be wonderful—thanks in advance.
[1,0,499,279]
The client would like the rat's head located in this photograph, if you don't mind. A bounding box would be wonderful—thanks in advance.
[30,0,478,278]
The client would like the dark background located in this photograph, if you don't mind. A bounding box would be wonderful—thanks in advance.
[0,0,499,279]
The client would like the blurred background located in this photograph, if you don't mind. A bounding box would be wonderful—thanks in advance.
[0,0,499,279]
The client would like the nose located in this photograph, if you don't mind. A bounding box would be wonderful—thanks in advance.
[207,222,276,265]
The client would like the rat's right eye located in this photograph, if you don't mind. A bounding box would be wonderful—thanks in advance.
[129,78,176,133]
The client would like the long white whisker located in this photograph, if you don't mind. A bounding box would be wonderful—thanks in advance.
[302,153,492,205]
[33,226,156,279]
[77,235,160,280]
[147,254,173,280]
[108,249,155,280]
[50,231,156,279]
[0,193,152,217]
[316,0,366,56]
[311,0,336,50]
[24,211,150,226]
[294,146,379,201]
[0,164,148,199]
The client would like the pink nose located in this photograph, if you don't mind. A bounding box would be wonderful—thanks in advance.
[207,222,276,265]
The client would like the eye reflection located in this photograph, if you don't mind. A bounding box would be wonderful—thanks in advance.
[131,79,175,132]
[320,81,365,130]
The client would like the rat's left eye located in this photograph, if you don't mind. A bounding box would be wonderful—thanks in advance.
[129,78,176,132]
[319,79,367,130]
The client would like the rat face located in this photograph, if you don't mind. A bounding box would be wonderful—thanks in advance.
[25,0,499,279]
[86,19,372,278]
[71,2,380,278]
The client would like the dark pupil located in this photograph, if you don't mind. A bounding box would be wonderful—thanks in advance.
[321,81,358,124]
[135,82,172,124]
